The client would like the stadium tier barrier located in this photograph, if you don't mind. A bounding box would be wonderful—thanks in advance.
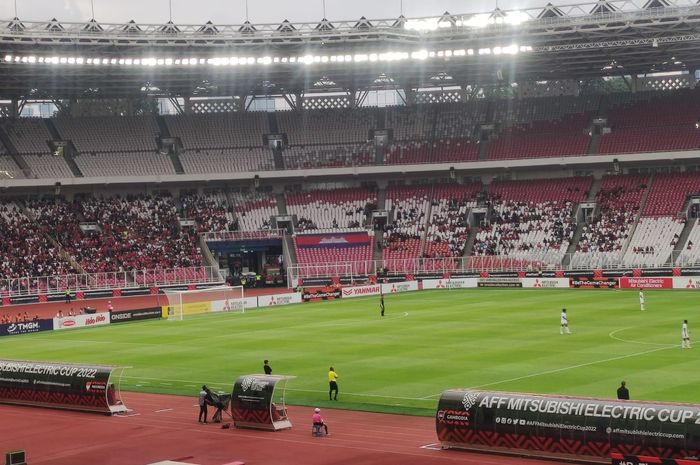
[0,359,128,414]
[437,389,700,463]
[0,266,222,300]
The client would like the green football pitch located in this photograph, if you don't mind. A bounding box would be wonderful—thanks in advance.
[1,289,698,416]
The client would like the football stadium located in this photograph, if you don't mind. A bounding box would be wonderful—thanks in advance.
[1,0,700,464]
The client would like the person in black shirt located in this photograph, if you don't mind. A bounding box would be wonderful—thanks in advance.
[617,381,630,400]
[263,360,272,375]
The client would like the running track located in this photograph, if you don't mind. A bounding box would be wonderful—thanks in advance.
[0,392,564,465]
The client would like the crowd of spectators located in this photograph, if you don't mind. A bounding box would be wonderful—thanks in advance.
[25,195,202,275]
[473,200,576,265]
[0,200,72,279]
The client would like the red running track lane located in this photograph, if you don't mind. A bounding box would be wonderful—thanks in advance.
[0,392,569,465]
[0,287,293,320]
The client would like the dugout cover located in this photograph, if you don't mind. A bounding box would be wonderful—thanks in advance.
[231,374,295,431]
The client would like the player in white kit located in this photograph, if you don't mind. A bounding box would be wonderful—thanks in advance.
[682,320,691,349]
[560,308,571,335]
[639,289,645,311]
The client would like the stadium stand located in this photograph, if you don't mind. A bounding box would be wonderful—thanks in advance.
[623,216,684,267]
[424,183,481,259]
[382,185,430,271]
[164,112,268,149]
[386,105,433,141]
[283,144,373,169]
[598,89,700,154]
[0,154,25,179]
[643,172,700,216]
[0,200,71,279]
[74,151,176,177]
[52,116,160,153]
[230,191,278,231]
[571,175,648,268]
[277,108,376,145]
[179,147,275,174]
[678,218,700,266]
[486,96,598,160]
[286,187,375,231]
[0,118,52,153]
[471,177,590,267]
[26,195,202,277]
[181,192,235,233]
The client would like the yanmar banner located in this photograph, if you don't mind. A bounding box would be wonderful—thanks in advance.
[380,281,419,294]
[422,278,479,290]
[295,232,371,249]
[53,313,110,330]
[620,277,673,289]
[522,278,569,289]
[341,285,381,299]
[258,293,302,307]
[673,277,700,289]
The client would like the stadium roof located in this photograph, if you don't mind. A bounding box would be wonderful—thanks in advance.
[1,0,700,99]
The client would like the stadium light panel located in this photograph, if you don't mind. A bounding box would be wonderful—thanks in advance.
[289,57,296,63]
[246,57,254,64]
[133,59,140,65]
[59,57,67,64]
[369,53,378,62]
[493,47,502,55]
[4,55,11,62]
[313,56,321,63]
[405,18,440,31]
[38,57,45,63]
[76,57,84,64]
[165,58,173,65]
[273,57,280,63]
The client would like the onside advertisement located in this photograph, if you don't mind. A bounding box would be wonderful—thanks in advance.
[436,390,700,461]
[0,359,114,412]
[109,308,162,324]
[0,319,53,337]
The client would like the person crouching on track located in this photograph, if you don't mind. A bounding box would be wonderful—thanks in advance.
[313,408,329,435]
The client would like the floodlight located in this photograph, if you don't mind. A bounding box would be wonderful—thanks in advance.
[369,54,378,62]
[156,59,164,65]
[281,57,288,63]
[165,58,173,65]
[412,50,428,60]
[4,55,11,62]
[76,58,84,64]
[38,57,45,63]
[21,56,27,63]
[59,57,67,64]
[273,57,279,63]
[246,57,254,64]
[320,56,328,63]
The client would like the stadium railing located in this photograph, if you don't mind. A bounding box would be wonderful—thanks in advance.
[0,266,221,298]
[287,252,699,284]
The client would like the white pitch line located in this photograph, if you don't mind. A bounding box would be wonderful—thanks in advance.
[122,375,431,402]
[421,344,678,399]
[608,327,677,347]
[155,408,173,413]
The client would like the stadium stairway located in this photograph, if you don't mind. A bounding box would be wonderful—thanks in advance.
[283,233,297,267]
[198,235,219,272]
[275,193,287,215]
[587,131,601,155]
[668,202,696,265]
[0,126,32,177]
[562,177,602,267]
[619,174,654,258]
[418,184,435,257]
[46,120,84,177]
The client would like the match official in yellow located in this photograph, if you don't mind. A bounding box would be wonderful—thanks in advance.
[328,366,339,401]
